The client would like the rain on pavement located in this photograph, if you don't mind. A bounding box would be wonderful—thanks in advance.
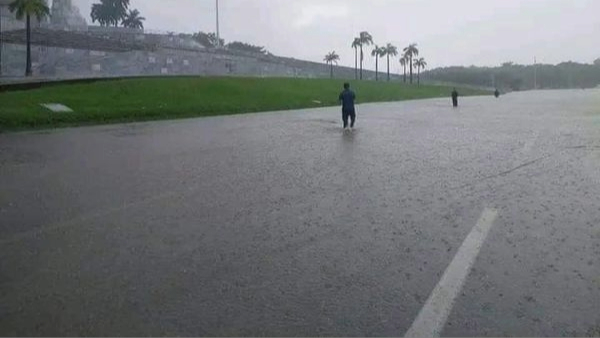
[1,89,600,336]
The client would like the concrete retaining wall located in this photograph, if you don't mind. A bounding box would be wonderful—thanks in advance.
[1,42,396,81]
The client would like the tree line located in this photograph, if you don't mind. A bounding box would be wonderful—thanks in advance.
[177,31,269,55]
[423,60,600,91]
[325,31,427,83]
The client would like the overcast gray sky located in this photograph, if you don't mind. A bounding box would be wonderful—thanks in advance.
[71,0,600,71]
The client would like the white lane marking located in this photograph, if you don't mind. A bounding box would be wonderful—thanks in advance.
[405,208,498,338]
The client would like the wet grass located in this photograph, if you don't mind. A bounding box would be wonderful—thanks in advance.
[0,76,488,131]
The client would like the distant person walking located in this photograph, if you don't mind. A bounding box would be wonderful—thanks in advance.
[452,88,459,107]
[339,82,356,131]
[494,88,500,98]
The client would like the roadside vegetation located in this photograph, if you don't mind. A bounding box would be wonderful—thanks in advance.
[0,76,487,131]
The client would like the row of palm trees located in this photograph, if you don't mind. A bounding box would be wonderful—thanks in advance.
[400,43,427,85]
[325,32,428,84]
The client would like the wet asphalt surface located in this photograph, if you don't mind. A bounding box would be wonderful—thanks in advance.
[1,90,600,336]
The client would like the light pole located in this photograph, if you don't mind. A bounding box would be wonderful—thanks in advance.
[215,0,220,47]
[533,56,537,90]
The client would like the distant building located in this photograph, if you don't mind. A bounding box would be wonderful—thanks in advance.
[1,0,86,32]
[49,0,87,31]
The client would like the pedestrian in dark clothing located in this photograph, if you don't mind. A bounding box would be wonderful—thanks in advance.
[452,88,459,107]
[494,89,500,98]
[339,82,356,131]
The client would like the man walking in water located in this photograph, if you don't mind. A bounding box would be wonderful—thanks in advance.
[451,88,459,107]
[339,82,356,131]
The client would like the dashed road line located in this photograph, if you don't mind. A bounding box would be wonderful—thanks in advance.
[405,208,498,337]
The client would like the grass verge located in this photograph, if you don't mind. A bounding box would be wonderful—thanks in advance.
[0,76,488,131]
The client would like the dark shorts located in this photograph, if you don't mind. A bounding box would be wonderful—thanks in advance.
[342,108,356,127]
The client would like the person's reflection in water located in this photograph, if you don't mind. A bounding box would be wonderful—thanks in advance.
[341,124,356,165]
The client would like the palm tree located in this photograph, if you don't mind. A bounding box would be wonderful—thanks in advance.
[121,8,144,29]
[91,0,129,27]
[351,37,361,80]
[358,31,373,80]
[324,51,340,79]
[400,54,408,83]
[371,45,385,81]
[413,57,427,85]
[384,43,398,81]
[403,43,419,84]
[8,0,50,77]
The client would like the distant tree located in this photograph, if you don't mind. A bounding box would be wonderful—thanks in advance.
[400,54,408,83]
[371,45,385,81]
[90,2,110,26]
[413,57,427,85]
[8,0,50,76]
[207,33,224,47]
[121,9,144,29]
[358,31,373,80]
[227,41,267,54]
[324,51,340,79]
[192,31,224,48]
[383,43,398,81]
[595,58,600,66]
[403,43,419,84]
[351,37,361,80]
[501,61,514,67]
[91,0,129,27]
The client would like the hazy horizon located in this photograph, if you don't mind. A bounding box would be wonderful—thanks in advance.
[68,0,600,71]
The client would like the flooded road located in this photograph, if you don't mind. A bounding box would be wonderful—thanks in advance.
[1,89,599,336]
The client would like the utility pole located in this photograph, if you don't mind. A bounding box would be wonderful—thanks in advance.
[215,0,220,47]
[533,56,537,90]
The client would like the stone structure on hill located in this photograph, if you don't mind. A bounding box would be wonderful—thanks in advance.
[0,1,397,81]
[1,0,86,32]
[1,27,395,80]
[50,0,87,30]
[0,1,26,32]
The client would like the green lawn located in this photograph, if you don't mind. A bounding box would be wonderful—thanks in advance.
[0,77,488,131]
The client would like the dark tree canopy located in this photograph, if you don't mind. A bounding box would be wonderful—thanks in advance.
[121,9,145,29]
[191,31,224,48]
[226,41,268,55]
[91,0,130,27]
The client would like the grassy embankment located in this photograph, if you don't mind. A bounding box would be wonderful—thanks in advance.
[0,76,488,131]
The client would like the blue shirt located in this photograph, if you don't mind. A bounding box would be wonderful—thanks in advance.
[339,89,356,111]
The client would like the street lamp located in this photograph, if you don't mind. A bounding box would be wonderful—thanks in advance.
[215,0,220,47]
[533,56,537,90]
